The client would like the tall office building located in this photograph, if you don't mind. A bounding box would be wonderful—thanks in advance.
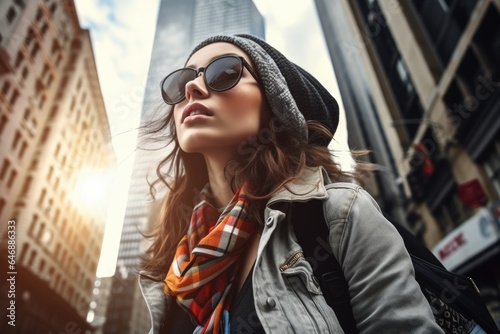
[104,1,264,333]
[314,0,500,326]
[0,0,114,332]
[315,0,408,227]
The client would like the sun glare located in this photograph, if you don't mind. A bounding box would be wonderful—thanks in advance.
[73,169,113,213]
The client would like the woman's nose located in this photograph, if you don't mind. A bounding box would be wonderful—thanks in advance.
[185,72,209,101]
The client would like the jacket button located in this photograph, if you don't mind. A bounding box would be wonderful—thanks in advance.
[266,297,276,309]
[265,217,274,227]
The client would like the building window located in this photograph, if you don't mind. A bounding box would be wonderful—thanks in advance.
[67,227,72,244]
[37,222,45,242]
[38,188,46,206]
[11,131,21,150]
[46,74,54,87]
[14,0,26,8]
[39,259,46,272]
[6,7,17,24]
[54,143,61,158]
[18,141,27,159]
[359,1,428,143]
[49,3,57,15]
[0,197,5,217]
[54,208,60,225]
[39,95,46,109]
[28,214,39,238]
[49,105,58,119]
[54,243,60,260]
[31,158,39,169]
[473,7,500,76]
[483,139,500,197]
[396,59,414,95]
[47,198,53,214]
[41,63,49,80]
[53,177,60,191]
[61,249,68,267]
[55,54,63,67]
[14,51,24,69]
[35,6,43,22]
[31,42,40,59]
[40,22,48,36]
[51,39,60,53]
[0,115,8,137]
[61,218,67,235]
[21,66,28,79]
[40,126,50,143]
[21,176,32,194]
[7,169,17,188]
[1,80,11,96]
[24,27,35,46]
[0,159,11,182]
[9,89,19,106]
[28,249,37,266]
[410,0,476,65]
[47,165,53,181]
[19,243,29,265]
[23,108,30,120]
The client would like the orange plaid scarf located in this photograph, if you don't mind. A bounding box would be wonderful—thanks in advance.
[165,186,256,333]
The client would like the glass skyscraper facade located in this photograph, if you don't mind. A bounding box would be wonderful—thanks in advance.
[104,1,264,332]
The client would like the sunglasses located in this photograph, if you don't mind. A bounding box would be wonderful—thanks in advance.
[160,55,259,105]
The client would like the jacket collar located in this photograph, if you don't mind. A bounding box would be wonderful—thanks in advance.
[267,166,329,207]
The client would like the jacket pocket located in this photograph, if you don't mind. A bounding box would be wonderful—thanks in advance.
[280,256,341,333]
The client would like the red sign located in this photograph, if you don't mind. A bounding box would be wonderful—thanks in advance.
[457,179,487,208]
[438,232,467,260]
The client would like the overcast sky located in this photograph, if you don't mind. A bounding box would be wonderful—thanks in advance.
[74,0,348,277]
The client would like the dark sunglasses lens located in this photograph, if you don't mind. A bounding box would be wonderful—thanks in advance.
[162,69,196,104]
[205,57,242,91]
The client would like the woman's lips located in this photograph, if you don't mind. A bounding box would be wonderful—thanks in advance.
[181,102,213,123]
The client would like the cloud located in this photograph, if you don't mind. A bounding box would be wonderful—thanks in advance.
[74,0,159,156]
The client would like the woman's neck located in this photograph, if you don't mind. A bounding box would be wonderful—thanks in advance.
[204,153,236,208]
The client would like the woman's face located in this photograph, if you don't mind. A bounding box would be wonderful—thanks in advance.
[172,42,268,156]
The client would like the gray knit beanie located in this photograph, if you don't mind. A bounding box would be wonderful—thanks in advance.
[189,34,339,146]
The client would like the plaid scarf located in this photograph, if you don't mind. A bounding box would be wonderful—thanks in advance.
[165,186,256,334]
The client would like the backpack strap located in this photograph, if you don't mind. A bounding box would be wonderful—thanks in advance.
[289,193,500,334]
[290,200,359,333]
[387,219,500,333]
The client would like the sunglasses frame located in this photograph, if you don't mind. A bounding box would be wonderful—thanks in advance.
[160,55,259,105]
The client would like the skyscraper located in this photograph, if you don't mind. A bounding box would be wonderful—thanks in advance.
[315,0,408,227]
[314,0,500,326]
[104,1,264,332]
[0,1,114,333]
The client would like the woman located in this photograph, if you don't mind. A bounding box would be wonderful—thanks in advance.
[139,34,443,333]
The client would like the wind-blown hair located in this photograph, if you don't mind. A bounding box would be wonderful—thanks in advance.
[140,103,369,276]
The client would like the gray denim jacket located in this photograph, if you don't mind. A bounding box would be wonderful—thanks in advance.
[139,167,444,333]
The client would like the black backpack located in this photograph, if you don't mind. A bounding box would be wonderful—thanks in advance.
[290,199,500,334]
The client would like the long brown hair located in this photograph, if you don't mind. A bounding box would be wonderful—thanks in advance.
[140,103,369,276]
